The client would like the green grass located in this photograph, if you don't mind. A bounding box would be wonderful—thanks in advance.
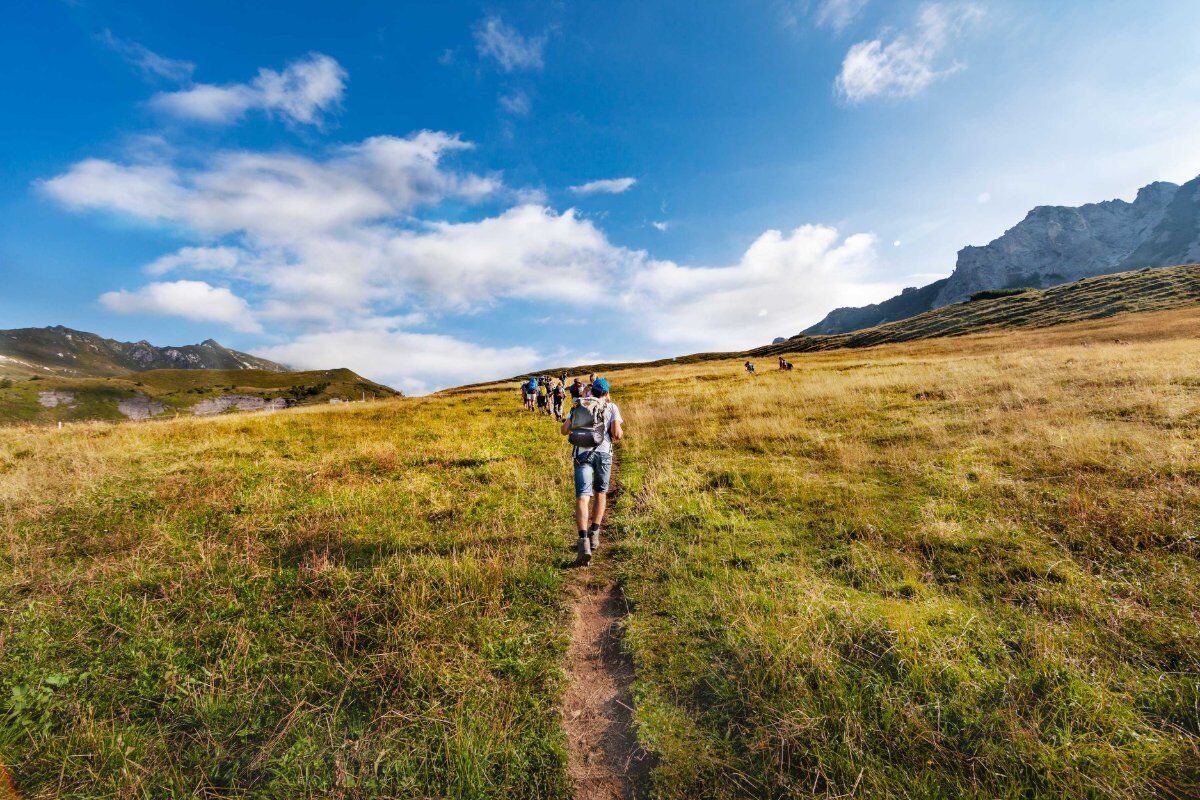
[1,397,573,798]
[3,305,1200,797]
[605,312,1200,798]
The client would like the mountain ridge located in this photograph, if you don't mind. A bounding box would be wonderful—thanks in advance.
[803,175,1200,335]
[0,325,289,378]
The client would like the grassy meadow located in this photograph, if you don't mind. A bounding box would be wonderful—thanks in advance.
[2,305,1199,797]
[0,395,573,798]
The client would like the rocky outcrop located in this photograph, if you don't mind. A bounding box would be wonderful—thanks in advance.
[190,395,289,416]
[802,176,1200,336]
[118,394,166,420]
[932,181,1180,306]
[38,391,75,408]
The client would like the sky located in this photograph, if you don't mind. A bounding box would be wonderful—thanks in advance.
[3,1,1200,393]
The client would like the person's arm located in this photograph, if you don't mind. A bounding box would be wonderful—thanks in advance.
[610,406,624,442]
[560,414,571,436]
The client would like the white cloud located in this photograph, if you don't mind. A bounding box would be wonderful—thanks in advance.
[41,132,495,238]
[976,191,991,204]
[835,3,983,103]
[652,221,669,231]
[474,17,545,72]
[150,53,346,125]
[815,0,870,32]
[499,90,532,116]
[255,326,543,395]
[570,177,637,196]
[45,129,897,387]
[624,225,897,350]
[98,30,194,82]
[99,280,261,333]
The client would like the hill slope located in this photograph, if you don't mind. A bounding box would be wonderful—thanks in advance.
[0,325,288,378]
[805,175,1200,334]
[3,308,1197,797]
[0,367,399,424]
[504,263,1200,381]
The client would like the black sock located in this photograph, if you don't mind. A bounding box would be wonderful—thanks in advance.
[589,523,599,532]
[578,530,588,538]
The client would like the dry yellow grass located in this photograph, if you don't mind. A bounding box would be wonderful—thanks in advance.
[2,305,1199,797]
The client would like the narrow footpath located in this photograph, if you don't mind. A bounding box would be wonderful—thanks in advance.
[562,568,648,800]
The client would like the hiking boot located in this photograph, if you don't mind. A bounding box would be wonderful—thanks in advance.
[577,536,592,566]
[588,528,600,553]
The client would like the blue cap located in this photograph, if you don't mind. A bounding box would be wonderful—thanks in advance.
[591,377,610,395]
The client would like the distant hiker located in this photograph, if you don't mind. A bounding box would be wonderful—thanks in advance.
[568,377,585,400]
[551,380,566,420]
[559,371,567,387]
[745,361,756,375]
[523,377,538,410]
[778,356,793,371]
[582,372,597,398]
[562,377,623,566]
[536,378,550,414]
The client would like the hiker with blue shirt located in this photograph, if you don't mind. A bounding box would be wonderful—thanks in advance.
[561,377,623,566]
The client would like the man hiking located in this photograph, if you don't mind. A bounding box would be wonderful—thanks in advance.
[522,377,537,410]
[536,377,550,415]
[568,377,585,400]
[561,377,623,566]
[551,380,566,421]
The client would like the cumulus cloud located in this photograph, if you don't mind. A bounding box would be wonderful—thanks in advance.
[815,0,870,31]
[44,126,896,389]
[570,177,637,196]
[150,53,347,125]
[474,17,545,72]
[98,30,195,82]
[255,326,543,395]
[100,280,261,332]
[625,225,897,350]
[652,221,669,231]
[41,132,495,237]
[835,3,982,103]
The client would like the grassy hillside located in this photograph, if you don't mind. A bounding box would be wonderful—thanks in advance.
[0,368,397,425]
[3,306,1199,797]
[501,263,1200,381]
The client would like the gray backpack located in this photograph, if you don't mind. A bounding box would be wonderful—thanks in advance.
[568,397,609,447]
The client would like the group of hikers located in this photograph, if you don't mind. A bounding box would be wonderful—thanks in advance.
[745,355,794,375]
[519,371,623,566]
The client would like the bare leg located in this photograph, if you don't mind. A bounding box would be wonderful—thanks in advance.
[590,491,608,529]
[576,494,592,531]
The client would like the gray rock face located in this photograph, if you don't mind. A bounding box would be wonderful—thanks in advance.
[38,391,75,408]
[190,395,288,416]
[933,180,1182,306]
[801,175,1200,337]
[119,394,166,420]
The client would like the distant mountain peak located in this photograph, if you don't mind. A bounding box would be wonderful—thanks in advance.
[802,174,1200,336]
[0,326,290,378]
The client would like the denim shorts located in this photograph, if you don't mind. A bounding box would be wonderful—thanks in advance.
[573,449,613,497]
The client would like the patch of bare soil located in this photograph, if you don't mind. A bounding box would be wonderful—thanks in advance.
[562,576,650,800]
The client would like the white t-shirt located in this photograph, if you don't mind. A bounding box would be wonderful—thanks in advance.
[575,400,623,454]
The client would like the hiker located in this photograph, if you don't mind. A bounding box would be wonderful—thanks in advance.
[562,377,623,566]
[523,377,538,410]
[582,373,597,398]
[745,360,756,375]
[551,380,566,420]
[536,378,550,414]
[568,377,585,400]
[778,356,786,370]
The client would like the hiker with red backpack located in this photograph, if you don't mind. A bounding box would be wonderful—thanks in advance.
[562,377,623,566]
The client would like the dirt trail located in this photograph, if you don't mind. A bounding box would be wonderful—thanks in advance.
[562,572,649,799]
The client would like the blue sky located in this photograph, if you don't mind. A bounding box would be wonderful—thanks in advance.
[3,1,1200,392]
